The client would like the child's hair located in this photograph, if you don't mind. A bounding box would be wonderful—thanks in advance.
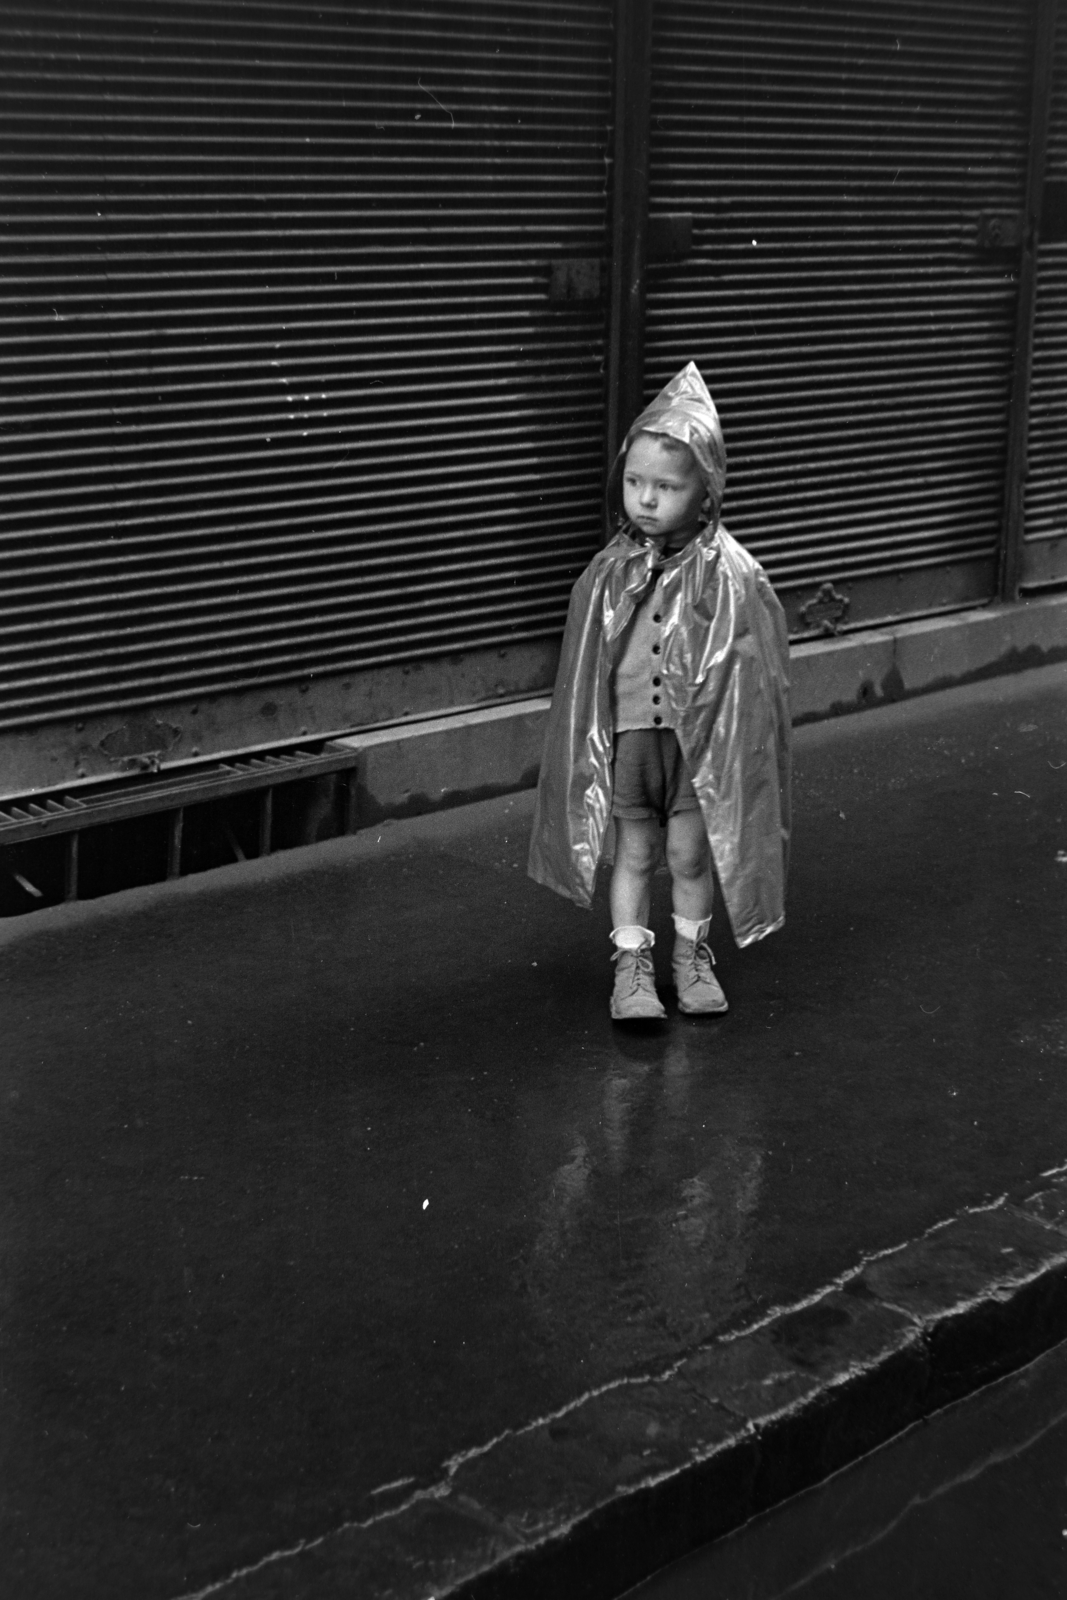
[633,429,696,464]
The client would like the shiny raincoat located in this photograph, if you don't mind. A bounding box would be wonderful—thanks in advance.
[527,363,791,947]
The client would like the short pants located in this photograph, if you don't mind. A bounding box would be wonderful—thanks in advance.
[610,728,700,823]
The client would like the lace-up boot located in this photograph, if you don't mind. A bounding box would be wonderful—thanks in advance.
[673,937,728,1014]
[610,938,666,1021]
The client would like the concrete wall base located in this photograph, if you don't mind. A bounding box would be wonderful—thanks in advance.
[335,593,1067,829]
[790,591,1067,722]
[333,698,551,833]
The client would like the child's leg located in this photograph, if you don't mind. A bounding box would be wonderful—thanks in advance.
[664,809,714,923]
[609,816,662,930]
[608,816,665,1020]
[666,809,726,1014]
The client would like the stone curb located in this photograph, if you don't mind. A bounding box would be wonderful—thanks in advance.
[206,1173,1067,1600]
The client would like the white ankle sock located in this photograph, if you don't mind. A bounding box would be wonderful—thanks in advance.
[611,924,655,950]
[673,914,711,943]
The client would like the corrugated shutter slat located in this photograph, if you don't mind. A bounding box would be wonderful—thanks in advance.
[646,0,1030,634]
[0,0,612,730]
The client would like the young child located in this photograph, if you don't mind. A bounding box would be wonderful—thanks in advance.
[528,362,791,1020]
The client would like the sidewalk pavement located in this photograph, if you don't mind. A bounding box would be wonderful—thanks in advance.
[2,662,1066,1600]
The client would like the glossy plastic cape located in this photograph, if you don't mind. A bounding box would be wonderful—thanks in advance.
[527,362,791,947]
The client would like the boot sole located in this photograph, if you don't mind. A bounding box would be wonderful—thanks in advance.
[676,996,729,1015]
[610,1001,667,1021]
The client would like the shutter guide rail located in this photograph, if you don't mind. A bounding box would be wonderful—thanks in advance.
[1022,2,1067,589]
[1000,0,1060,600]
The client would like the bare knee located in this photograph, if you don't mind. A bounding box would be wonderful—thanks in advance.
[666,820,710,881]
[614,818,660,876]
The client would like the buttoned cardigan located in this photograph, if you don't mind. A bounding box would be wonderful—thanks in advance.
[611,575,677,731]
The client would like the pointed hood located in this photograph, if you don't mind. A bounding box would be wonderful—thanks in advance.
[607,360,727,532]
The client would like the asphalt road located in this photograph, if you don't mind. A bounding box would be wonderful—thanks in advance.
[2,662,1065,1599]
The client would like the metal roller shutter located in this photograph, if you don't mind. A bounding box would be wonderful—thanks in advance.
[0,0,610,770]
[645,0,1031,636]
[1023,3,1067,588]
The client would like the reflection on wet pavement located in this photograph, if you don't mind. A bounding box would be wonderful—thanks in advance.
[524,1032,764,1367]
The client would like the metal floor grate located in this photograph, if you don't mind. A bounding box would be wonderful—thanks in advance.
[0,743,361,905]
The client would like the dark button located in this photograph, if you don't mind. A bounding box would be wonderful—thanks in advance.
[652,695,661,705]
[651,643,661,654]
[652,613,662,622]
[653,715,663,725]
[652,675,661,686]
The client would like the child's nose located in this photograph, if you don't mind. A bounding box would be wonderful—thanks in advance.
[639,482,656,505]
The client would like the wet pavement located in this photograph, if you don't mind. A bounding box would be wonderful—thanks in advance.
[2,663,1066,1599]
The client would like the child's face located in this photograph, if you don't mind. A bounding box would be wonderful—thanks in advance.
[622,435,706,546]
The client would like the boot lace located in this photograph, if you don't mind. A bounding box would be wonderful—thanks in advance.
[612,945,656,993]
[677,938,715,983]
